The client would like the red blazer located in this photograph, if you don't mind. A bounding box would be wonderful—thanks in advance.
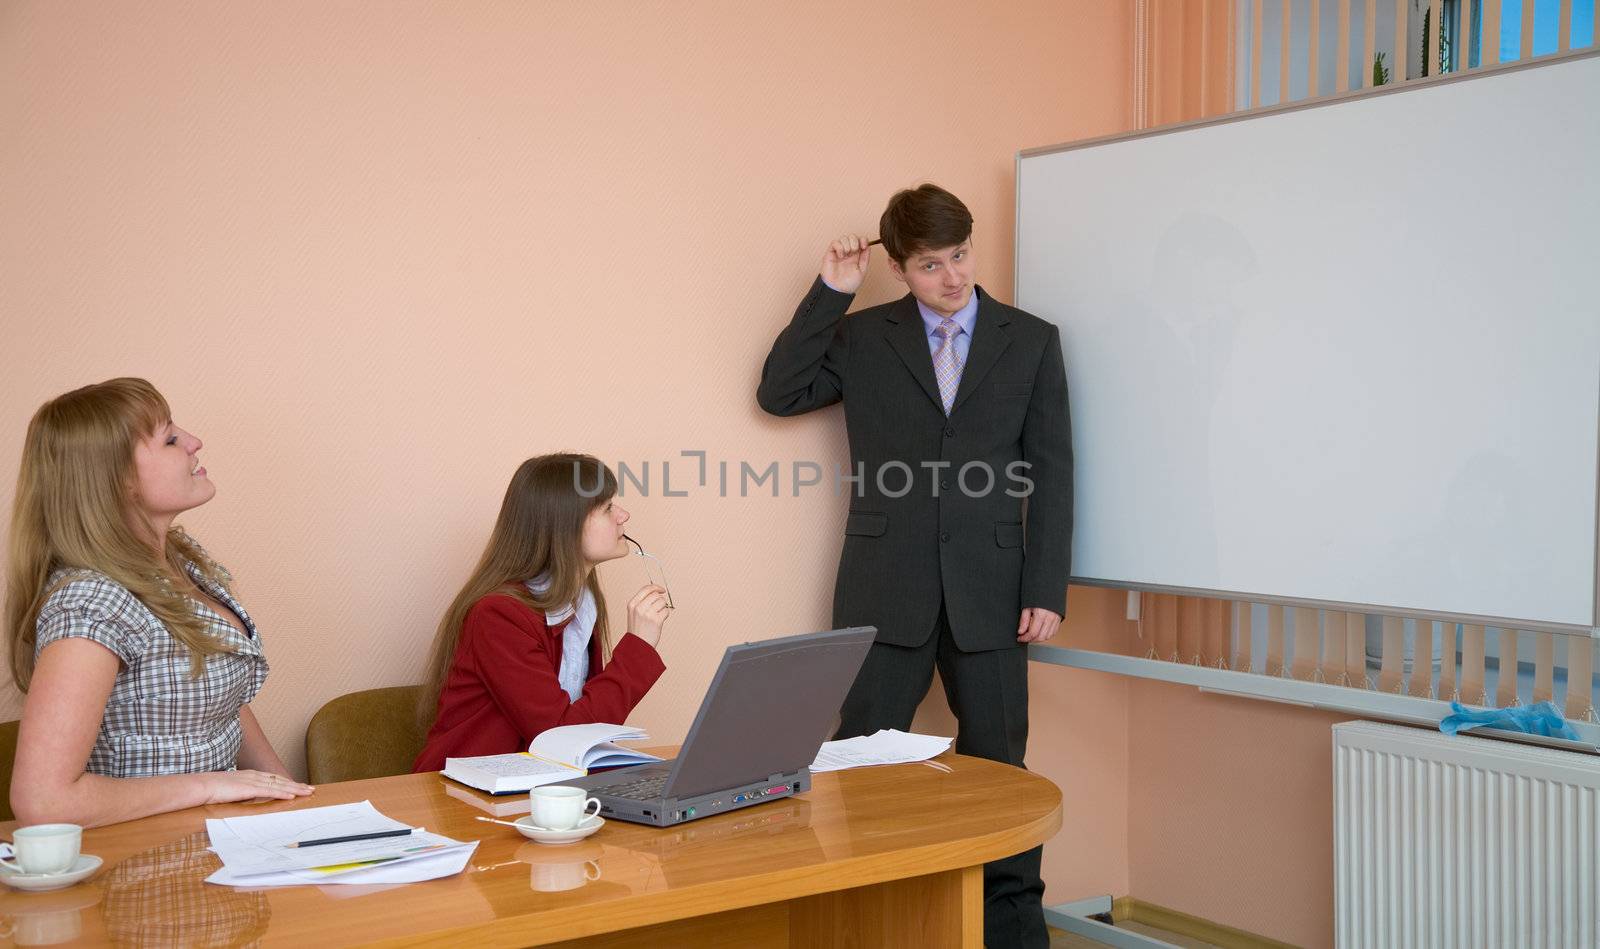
[412,592,665,773]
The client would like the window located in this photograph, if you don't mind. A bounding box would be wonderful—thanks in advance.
[1235,0,1597,110]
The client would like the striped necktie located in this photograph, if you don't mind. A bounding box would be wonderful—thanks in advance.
[933,318,964,415]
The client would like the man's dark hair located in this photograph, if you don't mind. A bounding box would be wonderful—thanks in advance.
[878,183,974,265]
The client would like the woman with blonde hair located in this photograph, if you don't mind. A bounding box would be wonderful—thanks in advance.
[5,378,312,826]
[413,453,670,773]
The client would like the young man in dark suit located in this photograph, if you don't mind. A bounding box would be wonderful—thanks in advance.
[757,184,1072,948]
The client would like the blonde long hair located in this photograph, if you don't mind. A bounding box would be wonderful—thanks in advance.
[418,454,618,728]
[5,378,236,690]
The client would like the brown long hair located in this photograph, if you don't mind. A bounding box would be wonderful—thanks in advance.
[418,453,619,728]
[5,378,237,691]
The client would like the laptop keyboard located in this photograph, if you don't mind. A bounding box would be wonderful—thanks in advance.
[591,774,668,801]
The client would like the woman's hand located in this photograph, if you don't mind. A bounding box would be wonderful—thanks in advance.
[627,584,672,648]
[199,770,314,805]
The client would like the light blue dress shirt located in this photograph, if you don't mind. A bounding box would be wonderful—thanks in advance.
[819,277,981,383]
[916,289,979,373]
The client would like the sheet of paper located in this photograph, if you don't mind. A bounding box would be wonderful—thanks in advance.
[220,800,406,847]
[207,801,469,877]
[206,835,477,887]
[809,729,953,773]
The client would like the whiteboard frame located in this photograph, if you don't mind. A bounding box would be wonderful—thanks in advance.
[1014,47,1600,637]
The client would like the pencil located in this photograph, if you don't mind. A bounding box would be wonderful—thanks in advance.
[287,828,414,848]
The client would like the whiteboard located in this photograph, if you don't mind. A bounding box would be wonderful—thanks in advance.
[1016,52,1600,631]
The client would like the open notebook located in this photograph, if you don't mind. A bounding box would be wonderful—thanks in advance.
[442,723,661,794]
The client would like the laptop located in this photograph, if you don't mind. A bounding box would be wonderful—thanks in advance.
[566,626,875,827]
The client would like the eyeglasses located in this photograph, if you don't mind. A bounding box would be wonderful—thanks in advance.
[622,534,675,610]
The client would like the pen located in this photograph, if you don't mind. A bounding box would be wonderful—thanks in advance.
[287,828,414,848]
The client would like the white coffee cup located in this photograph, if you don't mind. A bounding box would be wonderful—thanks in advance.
[1,824,82,875]
[529,786,602,831]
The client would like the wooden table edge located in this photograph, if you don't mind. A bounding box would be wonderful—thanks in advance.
[353,799,1063,948]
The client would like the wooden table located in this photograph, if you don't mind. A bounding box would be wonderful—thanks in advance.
[0,753,1060,947]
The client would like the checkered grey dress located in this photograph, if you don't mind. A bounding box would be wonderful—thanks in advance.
[34,561,269,778]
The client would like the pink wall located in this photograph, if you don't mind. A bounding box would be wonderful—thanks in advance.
[0,0,1133,905]
[1128,683,1344,947]
[1031,587,1135,902]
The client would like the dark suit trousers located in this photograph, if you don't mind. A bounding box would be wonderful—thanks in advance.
[835,603,1047,949]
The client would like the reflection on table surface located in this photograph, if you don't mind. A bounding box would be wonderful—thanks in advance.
[1,831,268,948]
[0,751,1060,946]
[0,879,100,947]
[101,832,270,947]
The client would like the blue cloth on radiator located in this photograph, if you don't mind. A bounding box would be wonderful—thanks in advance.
[1439,700,1580,741]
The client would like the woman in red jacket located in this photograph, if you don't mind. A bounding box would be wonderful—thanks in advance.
[413,453,670,772]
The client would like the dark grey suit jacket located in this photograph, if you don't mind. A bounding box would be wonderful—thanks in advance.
[757,278,1073,651]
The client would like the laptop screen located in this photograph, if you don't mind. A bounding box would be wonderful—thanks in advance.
[663,627,874,799]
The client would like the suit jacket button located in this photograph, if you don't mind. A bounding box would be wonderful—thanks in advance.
[940,480,951,491]
[939,531,950,543]
[944,426,955,438]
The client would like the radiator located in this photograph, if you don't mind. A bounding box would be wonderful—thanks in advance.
[1333,722,1600,949]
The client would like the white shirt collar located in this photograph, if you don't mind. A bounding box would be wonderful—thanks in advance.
[525,574,597,703]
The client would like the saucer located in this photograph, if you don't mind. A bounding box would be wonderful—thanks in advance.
[0,855,103,892]
[513,815,604,845]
